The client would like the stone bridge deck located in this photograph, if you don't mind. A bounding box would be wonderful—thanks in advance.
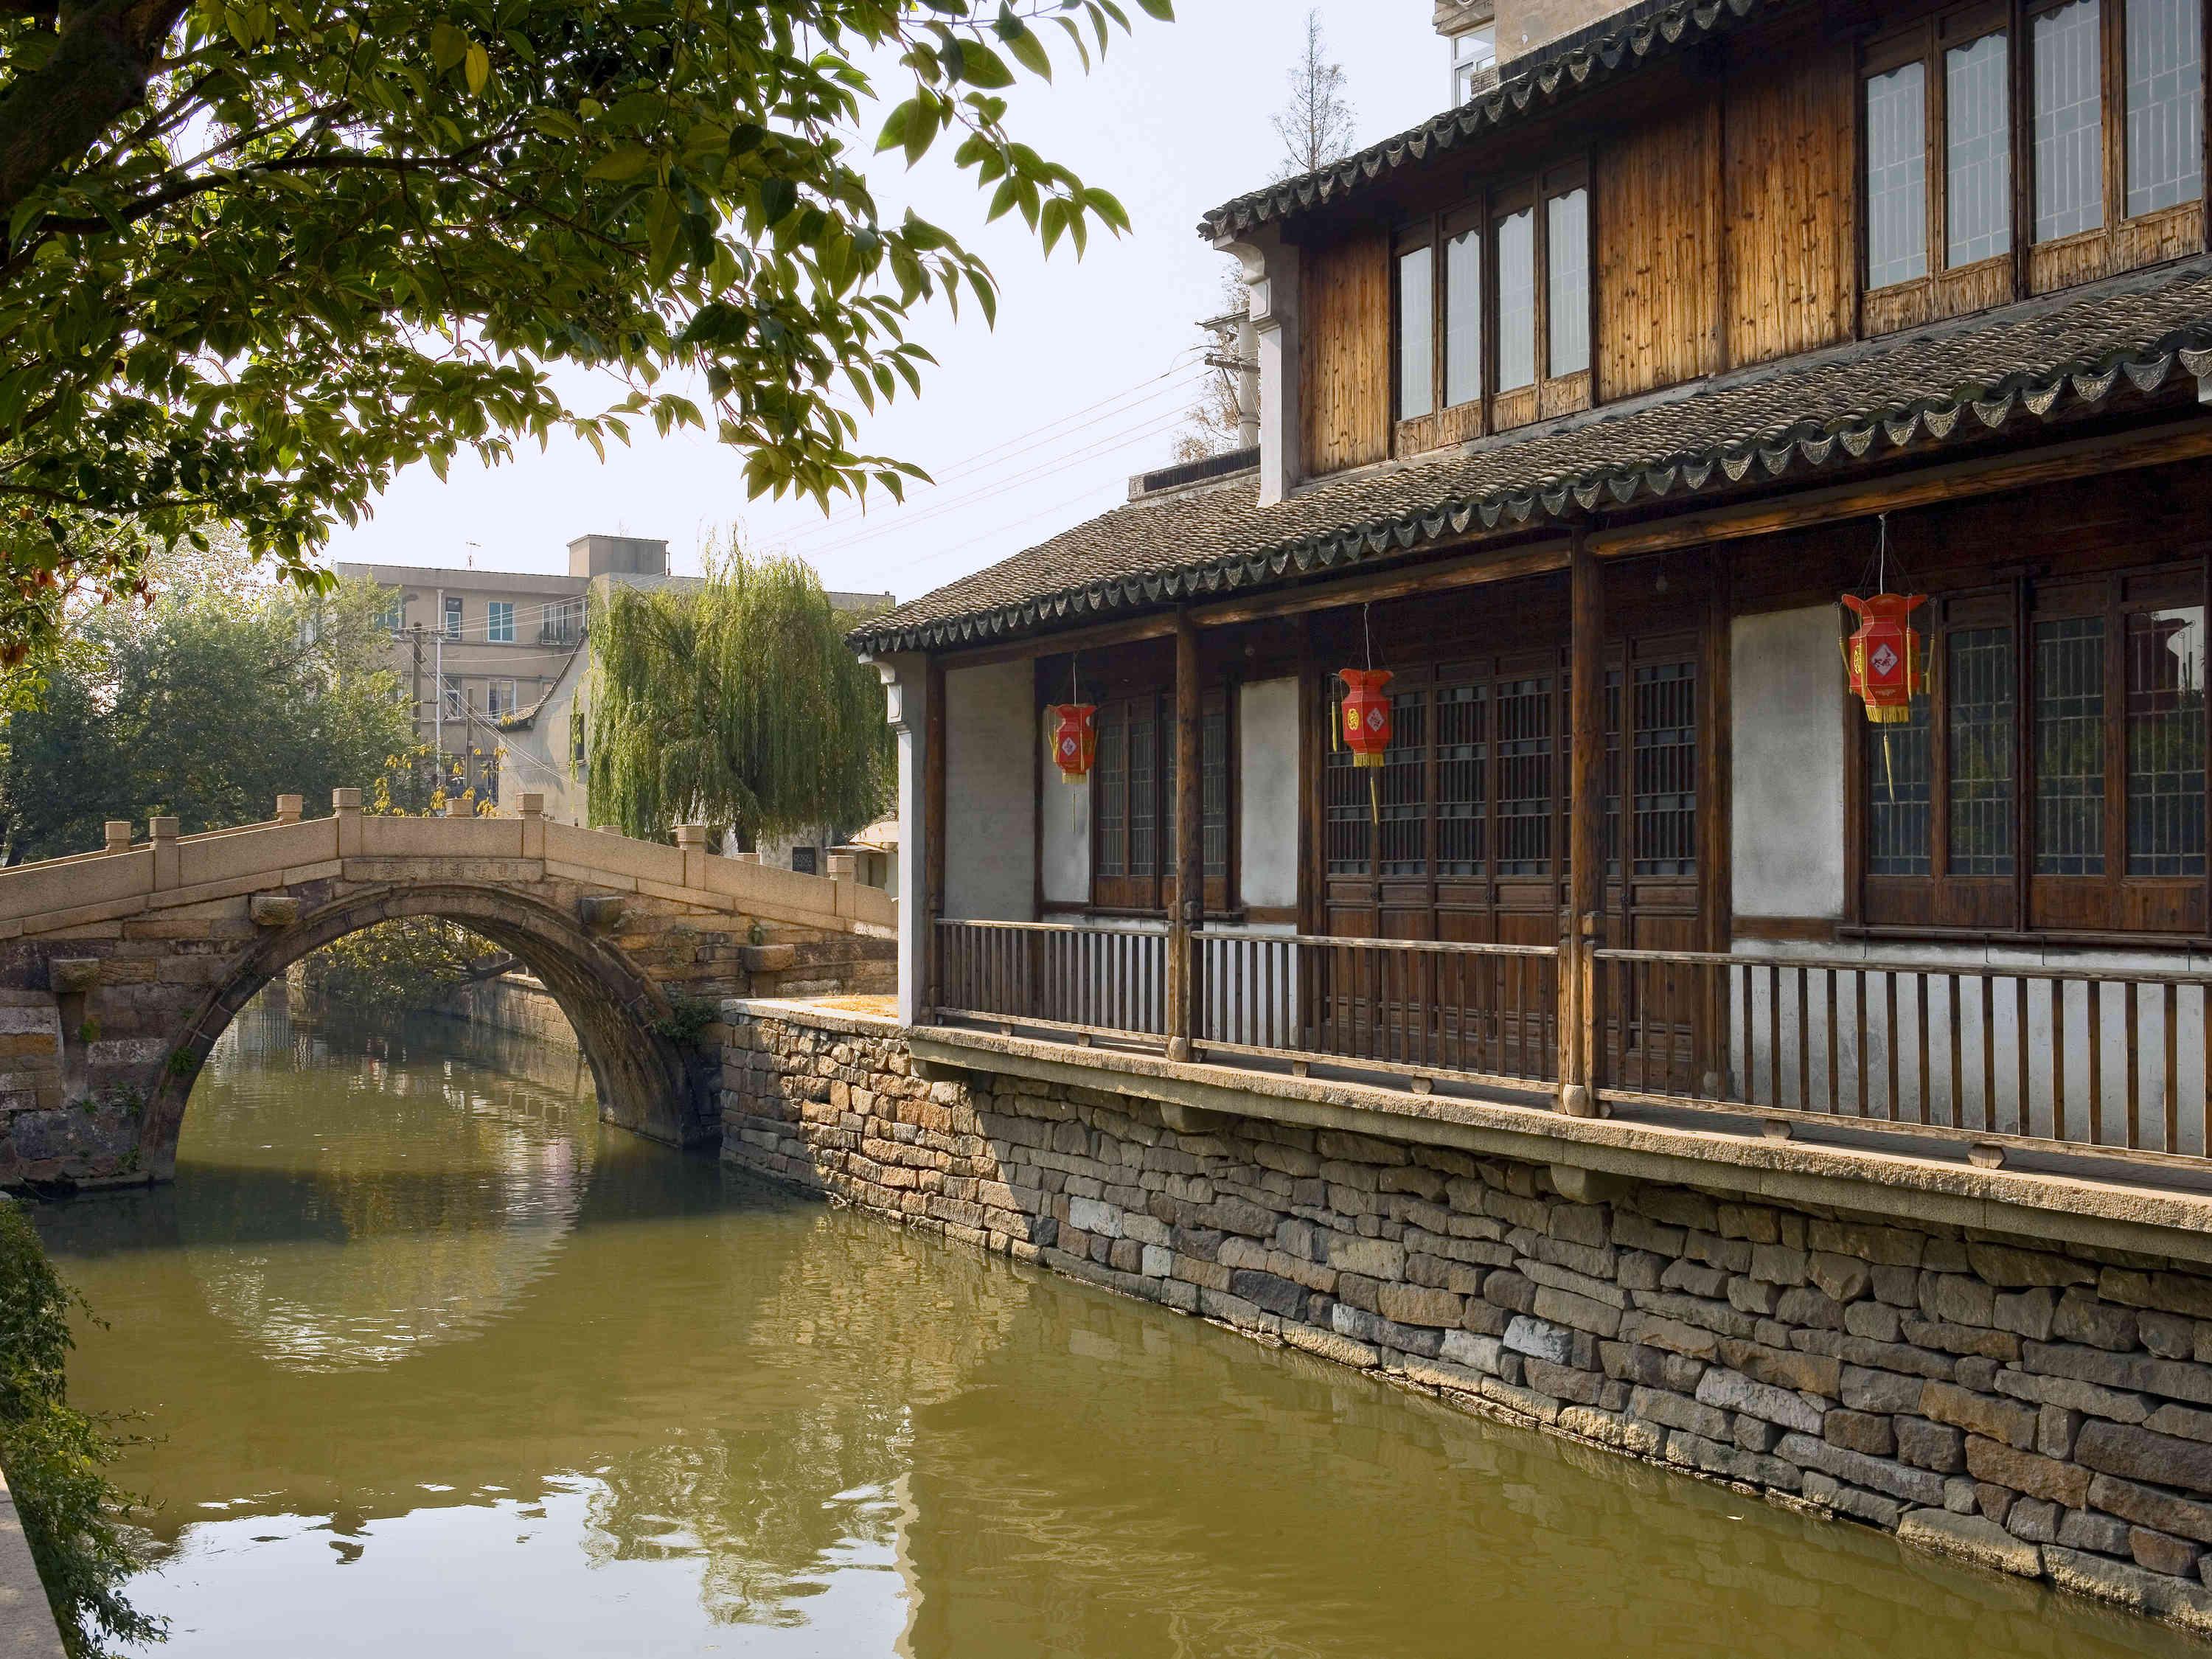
[0,790,895,1189]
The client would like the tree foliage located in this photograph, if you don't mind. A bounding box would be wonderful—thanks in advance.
[587,544,889,845]
[0,0,1172,661]
[0,551,414,863]
[0,1200,162,1658]
[297,917,494,1021]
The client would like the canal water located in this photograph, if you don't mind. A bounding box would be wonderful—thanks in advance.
[27,995,2199,1658]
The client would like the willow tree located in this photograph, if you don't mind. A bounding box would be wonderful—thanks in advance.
[587,550,889,846]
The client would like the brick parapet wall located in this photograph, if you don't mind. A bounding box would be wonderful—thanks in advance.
[718,1003,2212,1636]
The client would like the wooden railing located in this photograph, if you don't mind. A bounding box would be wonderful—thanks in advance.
[1195,931,1559,1088]
[933,919,1169,1041]
[1595,947,2212,1158]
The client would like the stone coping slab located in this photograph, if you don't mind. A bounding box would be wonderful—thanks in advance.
[883,1025,2212,1271]
[0,1470,64,1659]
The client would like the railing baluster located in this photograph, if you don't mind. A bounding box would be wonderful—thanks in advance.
[2126,980,2142,1152]
[2166,981,2182,1155]
[1979,973,1995,1135]
[2015,975,2030,1140]
[1947,973,1962,1132]
[1766,961,1780,1108]
[2044,982,2062,1150]
[1915,972,1930,1127]
[1884,970,1899,1123]
[1795,967,1810,1113]
[1855,970,1870,1121]
[2089,979,2106,1147]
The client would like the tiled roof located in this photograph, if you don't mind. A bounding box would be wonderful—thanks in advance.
[1200,0,1795,243]
[849,261,2212,656]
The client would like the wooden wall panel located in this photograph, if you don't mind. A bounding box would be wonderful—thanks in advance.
[1596,97,1719,401]
[1300,229,1391,479]
[1722,30,1854,369]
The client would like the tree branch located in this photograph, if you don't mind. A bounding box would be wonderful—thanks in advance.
[0,0,192,226]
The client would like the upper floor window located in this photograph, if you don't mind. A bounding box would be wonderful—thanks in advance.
[375,591,403,635]
[1866,0,2203,330]
[1394,163,1589,453]
[442,595,463,639]
[487,600,515,643]
[1452,24,1498,104]
[487,678,515,717]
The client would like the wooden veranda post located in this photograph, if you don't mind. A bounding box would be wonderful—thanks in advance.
[922,657,947,1024]
[1169,612,1203,1061]
[1561,534,1604,1116]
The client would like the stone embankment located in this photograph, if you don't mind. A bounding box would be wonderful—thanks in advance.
[720,999,2212,1637]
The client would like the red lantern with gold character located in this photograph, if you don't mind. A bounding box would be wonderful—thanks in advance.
[1047,703,1097,785]
[1338,669,1394,767]
[1840,592,1930,724]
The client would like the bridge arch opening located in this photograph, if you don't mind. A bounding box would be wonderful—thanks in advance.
[150,884,702,1180]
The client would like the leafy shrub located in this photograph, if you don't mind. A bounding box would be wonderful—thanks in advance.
[0,1201,162,1656]
[295,919,498,1023]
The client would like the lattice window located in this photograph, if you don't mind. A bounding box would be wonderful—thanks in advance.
[1096,707,1128,877]
[2034,0,2106,240]
[2035,616,2107,875]
[1324,684,1371,877]
[1867,61,1930,287]
[1127,708,1157,878]
[1436,684,1486,877]
[1948,626,2016,875]
[1201,700,1230,877]
[2126,606,2207,875]
[1497,675,1554,875]
[1632,661,1697,877]
[1380,692,1429,876]
[2126,0,2205,215]
[1602,670,1622,877]
[1947,32,2014,265]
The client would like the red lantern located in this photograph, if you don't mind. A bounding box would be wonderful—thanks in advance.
[1338,669,1394,767]
[1841,592,1930,724]
[1047,703,1097,784]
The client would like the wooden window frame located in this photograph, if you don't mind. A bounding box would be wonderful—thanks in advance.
[1086,687,1236,917]
[1849,557,2210,943]
[1391,159,1593,461]
[1863,0,2206,332]
[1862,4,2020,335]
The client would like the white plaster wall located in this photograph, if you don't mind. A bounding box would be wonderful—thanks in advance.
[1731,606,1846,921]
[1041,762,1089,906]
[1239,677,1301,911]
[945,660,1037,922]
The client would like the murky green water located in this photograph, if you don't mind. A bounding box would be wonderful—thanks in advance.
[26,996,2201,1658]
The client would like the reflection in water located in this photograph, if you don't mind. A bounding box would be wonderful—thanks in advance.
[29,994,2203,1657]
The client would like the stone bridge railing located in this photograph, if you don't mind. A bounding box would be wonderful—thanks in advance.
[0,790,895,1189]
[0,791,894,945]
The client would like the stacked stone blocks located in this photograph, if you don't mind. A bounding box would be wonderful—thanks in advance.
[721,1004,2212,1638]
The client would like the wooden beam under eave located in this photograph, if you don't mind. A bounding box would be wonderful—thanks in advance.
[1189,538,1575,627]
[1585,414,2212,559]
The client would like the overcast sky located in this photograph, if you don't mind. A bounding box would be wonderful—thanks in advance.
[324,1,1445,597]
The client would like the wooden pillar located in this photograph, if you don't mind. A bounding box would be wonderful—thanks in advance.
[1561,534,1604,1116]
[922,657,947,1023]
[1169,613,1203,1061]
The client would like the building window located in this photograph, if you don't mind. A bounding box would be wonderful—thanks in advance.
[1397,245,1435,420]
[2126,0,2205,214]
[1394,162,1589,449]
[443,684,464,720]
[1090,691,1231,911]
[2034,0,2106,240]
[487,678,516,718]
[487,600,515,644]
[442,596,462,639]
[568,706,586,770]
[1857,574,2206,933]
[1866,59,1930,289]
[790,846,818,876]
[546,598,583,645]
[375,591,404,635]
[1947,31,2014,266]
[1452,23,1498,104]
[1324,650,1696,888]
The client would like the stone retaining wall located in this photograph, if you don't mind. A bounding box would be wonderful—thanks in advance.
[717,1002,2212,1637]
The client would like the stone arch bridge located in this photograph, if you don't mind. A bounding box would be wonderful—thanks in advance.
[0,790,895,1189]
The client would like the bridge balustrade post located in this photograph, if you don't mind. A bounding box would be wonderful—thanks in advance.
[333,787,364,858]
[517,793,545,862]
[274,794,304,824]
[102,821,133,855]
[827,849,858,921]
[675,824,709,890]
[149,817,179,891]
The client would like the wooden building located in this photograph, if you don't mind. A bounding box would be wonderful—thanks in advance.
[850,0,2212,1172]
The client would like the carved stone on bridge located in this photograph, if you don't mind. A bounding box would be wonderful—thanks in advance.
[577,895,625,933]
[248,895,302,928]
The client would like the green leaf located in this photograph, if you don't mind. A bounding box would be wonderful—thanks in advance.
[463,41,489,96]
[1135,0,1173,17]
[428,19,466,70]
[1003,24,1051,80]
[953,39,1015,88]
[584,145,654,181]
